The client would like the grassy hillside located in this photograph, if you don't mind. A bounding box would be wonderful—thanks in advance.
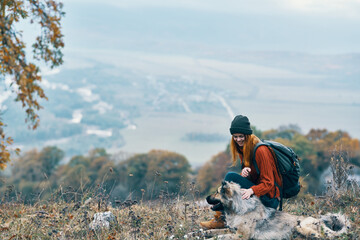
[0,183,359,239]
[1,127,359,239]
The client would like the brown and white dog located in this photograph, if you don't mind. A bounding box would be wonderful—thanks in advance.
[204,181,350,240]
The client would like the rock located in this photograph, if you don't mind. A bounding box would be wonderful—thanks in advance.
[89,211,117,231]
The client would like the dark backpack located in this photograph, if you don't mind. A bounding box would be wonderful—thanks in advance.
[252,140,301,209]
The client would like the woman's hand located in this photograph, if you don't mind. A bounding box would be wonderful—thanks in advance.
[241,167,251,177]
[241,188,254,199]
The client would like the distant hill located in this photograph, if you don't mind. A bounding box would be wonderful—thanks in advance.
[2,51,359,165]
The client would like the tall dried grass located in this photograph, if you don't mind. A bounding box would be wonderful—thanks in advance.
[1,147,359,239]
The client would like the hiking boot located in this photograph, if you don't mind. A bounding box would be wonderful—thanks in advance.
[200,211,225,229]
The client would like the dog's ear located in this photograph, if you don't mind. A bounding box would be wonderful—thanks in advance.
[221,181,228,191]
[221,181,230,195]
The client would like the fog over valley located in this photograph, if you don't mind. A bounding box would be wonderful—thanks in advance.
[1,0,359,166]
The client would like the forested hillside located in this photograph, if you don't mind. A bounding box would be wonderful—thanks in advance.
[197,126,360,196]
[1,126,359,204]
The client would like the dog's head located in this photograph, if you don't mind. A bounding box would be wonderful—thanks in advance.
[220,181,242,197]
[208,181,259,214]
[207,181,243,211]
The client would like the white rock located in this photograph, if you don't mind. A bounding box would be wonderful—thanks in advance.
[89,211,117,231]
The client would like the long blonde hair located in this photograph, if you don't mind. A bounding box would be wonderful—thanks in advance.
[230,134,260,167]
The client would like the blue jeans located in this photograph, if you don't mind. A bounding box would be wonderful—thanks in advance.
[224,172,279,209]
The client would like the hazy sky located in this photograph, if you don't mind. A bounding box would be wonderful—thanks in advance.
[61,0,360,54]
[66,0,360,15]
[3,0,359,165]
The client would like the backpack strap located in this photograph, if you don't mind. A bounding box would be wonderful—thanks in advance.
[252,141,269,174]
[252,142,268,175]
[253,141,284,211]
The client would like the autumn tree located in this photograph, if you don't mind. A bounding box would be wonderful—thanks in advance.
[0,0,65,169]
[145,150,191,196]
[39,146,64,176]
[118,150,191,199]
[120,153,149,193]
[197,146,241,196]
[1,146,64,202]
[49,148,126,202]
[54,149,112,190]
[196,152,230,196]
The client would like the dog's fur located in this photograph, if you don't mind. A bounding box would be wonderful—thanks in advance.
[206,181,350,240]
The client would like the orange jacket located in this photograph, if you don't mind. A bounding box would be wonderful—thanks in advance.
[241,146,282,199]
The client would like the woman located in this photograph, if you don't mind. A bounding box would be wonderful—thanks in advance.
[200,115,282,229]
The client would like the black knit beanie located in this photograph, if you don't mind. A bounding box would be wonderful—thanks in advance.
[229,115,253,135]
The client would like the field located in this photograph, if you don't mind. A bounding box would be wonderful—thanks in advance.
[0,185,359,240]
[1,147,359,239]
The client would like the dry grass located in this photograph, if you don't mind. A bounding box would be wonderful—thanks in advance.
[1,191,359,240]
[1,147,359,239]
[0,181,213,240]
[0,198,210,239]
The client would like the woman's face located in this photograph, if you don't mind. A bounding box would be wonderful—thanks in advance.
[233,133,245,147]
